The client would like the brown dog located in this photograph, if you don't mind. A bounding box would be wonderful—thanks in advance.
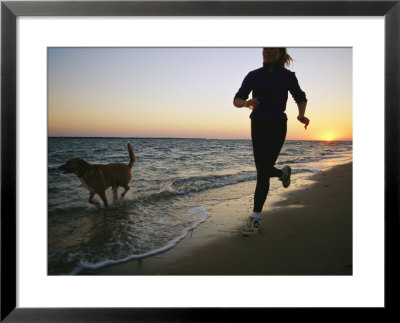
[58,142,136,207]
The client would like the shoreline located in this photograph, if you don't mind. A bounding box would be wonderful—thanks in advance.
[80,162,352,276]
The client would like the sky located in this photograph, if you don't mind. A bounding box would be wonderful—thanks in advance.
[48,47,352,141]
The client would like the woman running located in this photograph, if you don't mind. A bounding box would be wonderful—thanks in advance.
[234,48,309,235]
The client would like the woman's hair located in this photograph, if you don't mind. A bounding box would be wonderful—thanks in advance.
[278,48,293,67]
[263,48,293,67]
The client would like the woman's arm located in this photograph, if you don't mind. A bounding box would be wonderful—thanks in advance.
[288,72,309,128]
[233,72,257,109]
[234,97,259,110]
[296,101,310,129]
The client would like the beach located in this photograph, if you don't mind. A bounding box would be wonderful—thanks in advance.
[81,162,352,276]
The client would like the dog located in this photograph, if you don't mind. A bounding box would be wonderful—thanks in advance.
[58,142,136,207]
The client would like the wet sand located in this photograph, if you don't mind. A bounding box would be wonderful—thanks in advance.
[81,162,352,276]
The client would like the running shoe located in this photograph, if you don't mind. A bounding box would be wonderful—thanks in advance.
[242,217,260,236]
[280,165,291,188]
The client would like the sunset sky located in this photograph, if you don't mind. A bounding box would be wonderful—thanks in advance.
[48,47,352,141]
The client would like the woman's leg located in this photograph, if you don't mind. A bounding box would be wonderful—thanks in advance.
[251,118,287,213]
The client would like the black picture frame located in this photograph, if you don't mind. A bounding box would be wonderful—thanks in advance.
[1,0,399,321]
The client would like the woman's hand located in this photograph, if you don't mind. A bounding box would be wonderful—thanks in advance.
[244,98,259,110]
[297,115,310,129]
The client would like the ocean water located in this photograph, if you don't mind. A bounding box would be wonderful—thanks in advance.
[48,137,352,275]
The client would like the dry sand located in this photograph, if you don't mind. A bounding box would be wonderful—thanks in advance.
[82,162,352,276]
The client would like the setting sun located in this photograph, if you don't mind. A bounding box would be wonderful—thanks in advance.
[322,134,336,142]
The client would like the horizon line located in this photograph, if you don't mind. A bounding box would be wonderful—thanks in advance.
[48,135,353,142]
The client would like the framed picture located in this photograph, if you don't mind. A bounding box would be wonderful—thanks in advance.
[2,0,399,321]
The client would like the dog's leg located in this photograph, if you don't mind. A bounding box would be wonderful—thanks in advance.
[98,191,109,208]
[88,192,96,204]
[120,185,130,200]
[88,192,101,207]
[112,186,118,203]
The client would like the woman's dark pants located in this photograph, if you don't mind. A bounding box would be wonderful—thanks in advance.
[251,118,287,213]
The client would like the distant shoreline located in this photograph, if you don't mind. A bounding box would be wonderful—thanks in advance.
[48,136,353,142]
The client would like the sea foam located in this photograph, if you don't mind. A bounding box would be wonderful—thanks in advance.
[68,205,210,275]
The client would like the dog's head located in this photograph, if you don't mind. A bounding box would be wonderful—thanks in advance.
[58,158,90,176]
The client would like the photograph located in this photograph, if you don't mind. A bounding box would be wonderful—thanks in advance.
[3,0,397,318]
[48,47,353,276]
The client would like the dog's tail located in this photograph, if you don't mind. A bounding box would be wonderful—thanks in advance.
[127,142,136,168]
